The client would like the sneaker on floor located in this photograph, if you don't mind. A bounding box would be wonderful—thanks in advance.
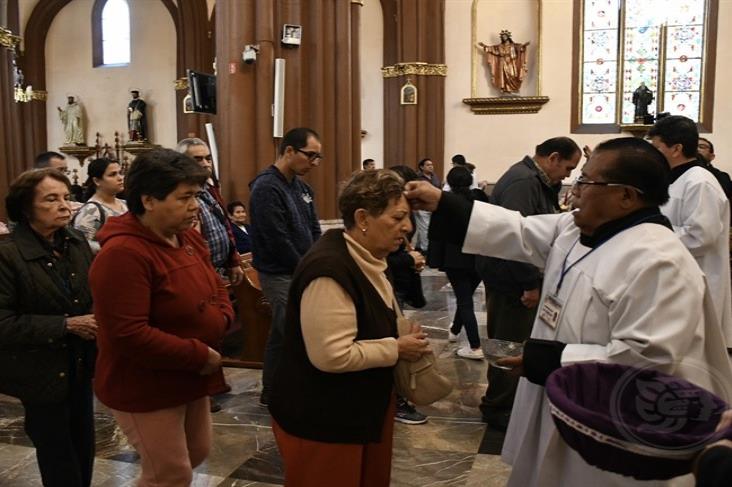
[210,401,222,413]
[395,401,428,425]
[457,346,484,360]
[258,393,269,408]
[448,329,458,342]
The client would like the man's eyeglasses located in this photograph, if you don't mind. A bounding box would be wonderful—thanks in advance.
[296,149,323,162]
[193,155,213,162]
[572,175,645,194]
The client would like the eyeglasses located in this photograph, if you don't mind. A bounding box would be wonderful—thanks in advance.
[572,175,645,194]
[296,149,323,162]
[193,155,213,162]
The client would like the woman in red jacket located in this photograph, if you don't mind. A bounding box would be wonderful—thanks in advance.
[90,149,234,486]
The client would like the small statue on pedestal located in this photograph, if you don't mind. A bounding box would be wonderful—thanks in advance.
[57,96,85,146]
[478,30,530,94]
[127,90,148,142]
[632,82,655,124]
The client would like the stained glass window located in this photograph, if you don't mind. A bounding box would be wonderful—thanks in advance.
[580,0,709,125]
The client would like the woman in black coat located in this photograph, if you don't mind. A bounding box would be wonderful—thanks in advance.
[427,166,488,360]
[0,169,97,487]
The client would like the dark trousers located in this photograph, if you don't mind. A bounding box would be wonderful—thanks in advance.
[445,268,482,349]
[260,272,292,400]
[480,291,536,415]
[22,374,95,487]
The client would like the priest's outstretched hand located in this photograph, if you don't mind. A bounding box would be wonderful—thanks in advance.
[404,181,442,212]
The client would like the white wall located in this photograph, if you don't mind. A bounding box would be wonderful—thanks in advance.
[359,0,384,168]
[45,0,176,179]
[443,0,732,182]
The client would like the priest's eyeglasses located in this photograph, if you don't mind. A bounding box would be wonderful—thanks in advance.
[572,176,645,194]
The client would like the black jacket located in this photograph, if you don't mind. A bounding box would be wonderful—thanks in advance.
[476,156,560,295]
[231,223,253,254]
[427,188,488,271]
[0,223,95,403]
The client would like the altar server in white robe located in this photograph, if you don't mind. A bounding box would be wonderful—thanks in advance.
[405,137,732,487]
[647,115,732,350]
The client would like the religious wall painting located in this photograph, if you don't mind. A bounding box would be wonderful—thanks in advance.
[400,80,417,105]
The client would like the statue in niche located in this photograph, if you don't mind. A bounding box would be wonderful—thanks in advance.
[11,57,23,88]
[127,90,148,142]
[632,82,655,124]
[57,96,85,146]
[478,30,530,94]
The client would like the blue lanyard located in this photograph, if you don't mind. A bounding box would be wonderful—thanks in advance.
[555,239,593,294]
[555,213,662,294]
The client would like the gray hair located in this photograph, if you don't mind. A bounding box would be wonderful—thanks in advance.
[176,138,209,155]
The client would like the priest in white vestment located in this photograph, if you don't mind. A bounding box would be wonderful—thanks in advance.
[648,115,732,350]
[405,137,732,487]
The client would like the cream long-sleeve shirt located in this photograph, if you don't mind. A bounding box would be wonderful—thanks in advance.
[300,232,400,373]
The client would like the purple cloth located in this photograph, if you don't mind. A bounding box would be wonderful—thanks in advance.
[546,363,732,480]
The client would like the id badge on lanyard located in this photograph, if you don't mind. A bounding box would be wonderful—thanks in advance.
[539,294,563,329]
[539,238,592,330]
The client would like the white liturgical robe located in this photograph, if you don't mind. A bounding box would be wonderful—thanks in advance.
[661,166,732,347]
[462,202,732,487]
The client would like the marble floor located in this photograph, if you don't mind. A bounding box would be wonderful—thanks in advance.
[0,270,511,486]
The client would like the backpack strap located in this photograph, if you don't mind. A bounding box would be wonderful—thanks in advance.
[72,201,106,227]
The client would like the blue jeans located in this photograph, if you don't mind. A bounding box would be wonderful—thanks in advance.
[259,272,292,400]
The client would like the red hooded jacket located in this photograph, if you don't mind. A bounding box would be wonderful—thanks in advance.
[90,212,233,412]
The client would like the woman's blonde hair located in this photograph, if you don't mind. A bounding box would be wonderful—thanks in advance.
[339,169,405,229]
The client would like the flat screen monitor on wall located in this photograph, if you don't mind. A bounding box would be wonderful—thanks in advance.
[187,70,216,114]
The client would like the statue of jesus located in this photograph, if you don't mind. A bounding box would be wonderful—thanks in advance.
[478,30,530,94]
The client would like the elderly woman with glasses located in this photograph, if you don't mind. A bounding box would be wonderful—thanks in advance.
[268,170,431,487]
[90,150,233,486]
[0,168,97,487]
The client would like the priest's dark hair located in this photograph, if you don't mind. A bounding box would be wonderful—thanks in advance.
[125,149,209,215]
[647,115,699,158]
[535,137,581,161]
[593,137,670,207]
[278,127,320,156]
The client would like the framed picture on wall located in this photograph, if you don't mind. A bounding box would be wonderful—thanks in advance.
[400,80,417,105]
[282,24,302,46]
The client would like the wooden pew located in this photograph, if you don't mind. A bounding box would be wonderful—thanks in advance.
[221,253,272,369]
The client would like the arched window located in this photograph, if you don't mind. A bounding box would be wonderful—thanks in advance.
[571,0,718,132]
[92,0,130,67]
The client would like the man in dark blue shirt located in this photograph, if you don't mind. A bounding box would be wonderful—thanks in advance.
[250,127,322,405]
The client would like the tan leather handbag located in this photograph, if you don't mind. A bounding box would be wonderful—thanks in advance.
[393,314,453,405]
